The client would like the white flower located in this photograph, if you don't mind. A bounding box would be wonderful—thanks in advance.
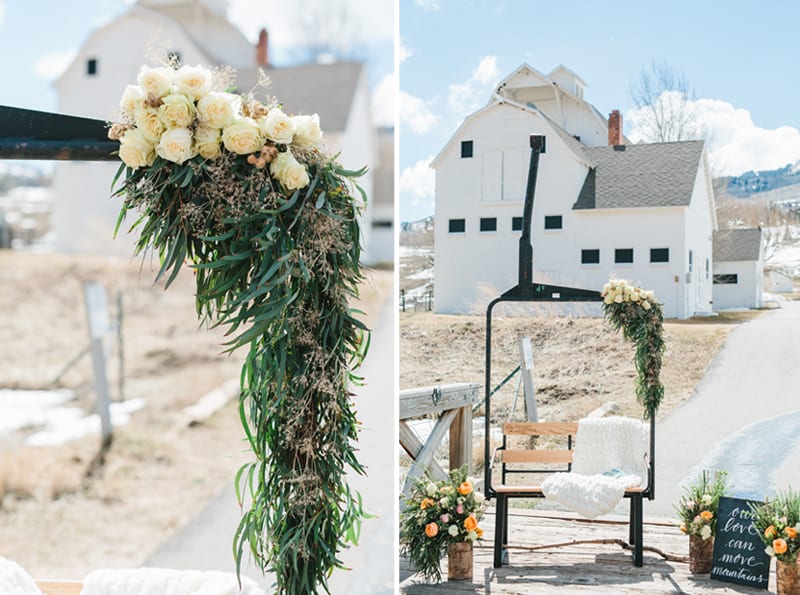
[766,546,774,557]
[259,108,295,144]
[448,525,459,537]
[473,491,485,504]
[269,151,310,190]
[119,85,145,117]
[118,128,156,169]
[173,64,213,99]
[426,483,437,497]
[197,92,240,129]
[439,497,449,507]
[642,301,652,311]
[291,114,323,146]
[194,126,222,160]
[701,494,713,506]
[700,525,712,540]
[614,294,623,304]
[134,106,166,142]
[222,118,264,155]
[159,93,196,129]
[157,127,196,164]
[465,530,478,542]
[137,65,173,98]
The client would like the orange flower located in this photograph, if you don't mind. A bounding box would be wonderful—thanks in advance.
[458,481,473,495]
[475,526,484,538]
[785,527,798,539]
[765,526,777,539]
[700,510,713,522]
[420,498,434,510]
[464,514,478,532]
[425,522,439,538]
[679,523,688,534]
[774,538,788,555]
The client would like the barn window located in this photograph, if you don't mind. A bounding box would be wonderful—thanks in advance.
[511,216,523,231]
[650,248,670,263]
[615,248,634,264]
[461,141,473,158]
[479,217,497,232]
[713,274,739,284]
[87,58,98,76]
[544,215,563,230]
[448,218,466,233]
[581,249,600,264]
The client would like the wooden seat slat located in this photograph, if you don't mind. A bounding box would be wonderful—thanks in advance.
[35,581,83,595]
[499,449,573,464]
[502,421,579,435]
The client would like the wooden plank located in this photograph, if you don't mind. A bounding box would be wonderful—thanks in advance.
[401,408,459,496]
[400,383,479,419]
[500,449,573,464]
[399,420,447,481]
[503,421,578,436]
[449,405,471,471]
[35,582,83,595]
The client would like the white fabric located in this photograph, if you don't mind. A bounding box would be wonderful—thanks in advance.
[0,557,42,595]
[81,568,266,595]
[541,416,649,519]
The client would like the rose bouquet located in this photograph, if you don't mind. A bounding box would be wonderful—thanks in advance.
[601,278,665,419]
[676,470,727,539]
[109,63,369,595]
[400,466,486,582]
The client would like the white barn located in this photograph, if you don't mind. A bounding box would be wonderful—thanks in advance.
[51,0,387,263]
[712,228,764,310]
[432,63,717,319]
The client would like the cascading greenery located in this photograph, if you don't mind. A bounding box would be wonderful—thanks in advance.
[601,278,665,419]
[112,142,369,593]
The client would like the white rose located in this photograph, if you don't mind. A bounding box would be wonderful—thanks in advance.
[426,483,437,497]
[118,128,156,169]
[137,65,173,98]
[700,525,712,540]
[222,118,264,155]
[159,93,196,129]
[645,290,655,302]
[701,494,713,506]
[614,294,623,304]
[269,151,310,190]
[473,491,485,504]
[291,113,322,146]
[173,64,212,99]
[604,295,614,305]
[194,126,222,160]
[157,127,196,164]
[197,92,240,129]
[134,106,166,142]
[631,292,641,302]
[448,525,459,537]
[465,530,478,542]
[259,108,295,144]
[119,85,145,117]
[642,301,652,310]
[439,497,449,507]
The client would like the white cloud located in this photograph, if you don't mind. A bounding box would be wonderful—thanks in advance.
[400,156,435,207]
[32,48,77,81]
[399,39,412,63]
[414,0,440,11]
[399,91,438,134]
[626,94,800,176]
[448,55,499,117]
[371,73,394,127]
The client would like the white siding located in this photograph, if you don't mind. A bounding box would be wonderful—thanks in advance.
[713,262,762,309]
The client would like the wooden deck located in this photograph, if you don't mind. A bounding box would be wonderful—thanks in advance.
[400,507,778,594]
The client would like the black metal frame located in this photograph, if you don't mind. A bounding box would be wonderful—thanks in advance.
[483,134,656,568]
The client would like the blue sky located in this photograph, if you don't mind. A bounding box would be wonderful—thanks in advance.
[0,0,393,132]
[400,0,800,222]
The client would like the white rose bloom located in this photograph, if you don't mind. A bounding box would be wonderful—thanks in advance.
[120,85,145,117]
[157,127,196,164]
[194,126,222,160]
[173,64,213,99]
[269,151,310,190]
[701,494,713,506]
[222,118,264,155]
[448,525,459,537]
[197,92,240,129]
[439,497,449,507]
[645,290,655,302]
[259,108,295,144]
[426,483,437,497]
[631,292,641,302]
[291,114,323,146]
[465,530,478,542]
[700,525,712,540]
[614,294,623,304]
[134,106,166,142]
[118,129,156,169]
[159,93,196,129]
[137,66,173,98]
[642,301,652,311]
[474,491,485,504]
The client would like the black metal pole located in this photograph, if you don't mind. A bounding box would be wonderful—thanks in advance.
[484,296,502,498]
[518,134,545,287]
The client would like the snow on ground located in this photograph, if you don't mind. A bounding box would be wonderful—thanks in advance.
[0,389,145,447]
[399,246,432,259]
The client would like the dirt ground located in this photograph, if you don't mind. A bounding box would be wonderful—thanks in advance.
[0,251,391,579]
[400,310,754,427]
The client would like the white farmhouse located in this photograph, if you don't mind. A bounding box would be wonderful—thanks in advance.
[712,228,764,309]
[51,0,387,264]
[432,63,716,319]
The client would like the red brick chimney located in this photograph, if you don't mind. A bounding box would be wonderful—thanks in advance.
[608,109,623,146]
[256,28,270,67]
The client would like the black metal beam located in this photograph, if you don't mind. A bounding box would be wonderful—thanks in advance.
[0,105,118,161]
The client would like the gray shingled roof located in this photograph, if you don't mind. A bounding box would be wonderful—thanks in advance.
[239,62,363,133]
[573,141,705,209]
[713,228,763,262]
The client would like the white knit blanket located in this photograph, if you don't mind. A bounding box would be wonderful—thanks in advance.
[82,568,266,595]
[0,557,42,595]
[541,416,649,518]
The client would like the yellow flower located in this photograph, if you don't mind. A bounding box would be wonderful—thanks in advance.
[785,527,798,539]
[700,510,713,522]
[773,538,788,555]
[425,522,438,538]
[420,497,434,510]
[458,481,473,496]
[679,523,687,534]
[475,526,484,539]
[765,525,777,539]
[464,514,478,532]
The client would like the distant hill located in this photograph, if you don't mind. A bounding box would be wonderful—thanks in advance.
[716,161,800,199]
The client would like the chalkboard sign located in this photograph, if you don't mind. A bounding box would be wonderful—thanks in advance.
[710,496,770,589]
